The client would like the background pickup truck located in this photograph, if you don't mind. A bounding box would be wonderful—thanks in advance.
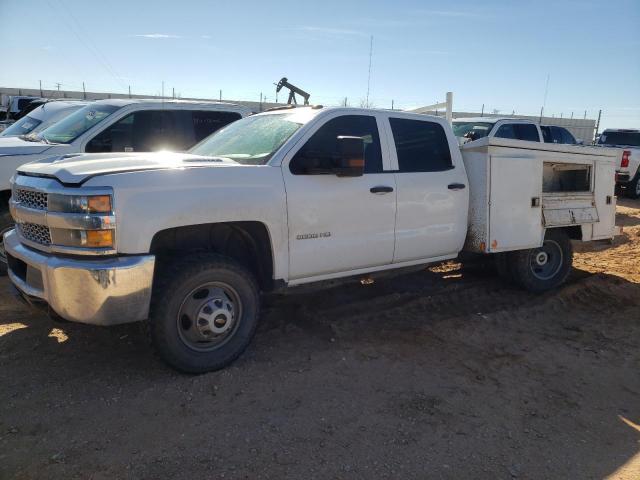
[0,99,252,273]
[4,106,620,372]
[453,117,579,144]
[597,128,640,198]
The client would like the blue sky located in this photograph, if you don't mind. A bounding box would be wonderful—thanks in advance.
[1,0,639,129]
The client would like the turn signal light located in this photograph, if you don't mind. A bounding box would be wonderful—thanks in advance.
[86,230,114,248]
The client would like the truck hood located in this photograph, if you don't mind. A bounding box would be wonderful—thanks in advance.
[16,151,242,185]
[0,136,53,156]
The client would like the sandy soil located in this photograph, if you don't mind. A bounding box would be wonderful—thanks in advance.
[1,199,639,480]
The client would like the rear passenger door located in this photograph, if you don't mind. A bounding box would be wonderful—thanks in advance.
[387,116,469,263]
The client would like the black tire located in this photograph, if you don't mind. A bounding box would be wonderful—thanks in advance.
[625,172,640,199]
[510,229,573,293]
[0,204,14,276]
[148,253,260,373]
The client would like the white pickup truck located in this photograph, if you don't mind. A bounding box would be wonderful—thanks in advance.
[4,107,619,372]
[0,99,252,272]
[597,128,640,198]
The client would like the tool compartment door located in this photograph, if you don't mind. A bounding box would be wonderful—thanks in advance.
[488,154,543,252]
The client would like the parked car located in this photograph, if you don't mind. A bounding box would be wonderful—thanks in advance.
[4,106,620,372]
[453,117,543,142]
[0,99,252,272]
[453,117,580,145]
[2,96,46,120]
[0,100,90,138]
[596,128,640,198]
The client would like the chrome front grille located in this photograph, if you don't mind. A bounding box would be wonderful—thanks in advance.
[14,188,48,210]
[17,222,52,246]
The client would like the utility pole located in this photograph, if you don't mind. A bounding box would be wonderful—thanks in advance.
[259,92,263,112]
[172,87,175,99]
[539,106,544,123]
[480,104,484,117]
[594,109,602,140]
[391,99,394,110]
[83,82,86,99]
[128,85,131,99]
[39,80,43,97]
[55,82,62,96]
[570,112,573,119]
[219,89,222,101]
[584,110,587,120]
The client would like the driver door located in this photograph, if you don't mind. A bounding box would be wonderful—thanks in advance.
[283,113,396,281]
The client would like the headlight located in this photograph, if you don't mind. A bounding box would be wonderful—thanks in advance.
[47,192,115,251]
[48,194,113,214]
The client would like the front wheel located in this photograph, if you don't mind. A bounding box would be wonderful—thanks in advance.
[511,229,573,293]
[148,253,260,373]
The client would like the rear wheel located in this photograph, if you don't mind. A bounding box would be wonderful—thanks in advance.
[626,173,640,199]
[148,253,260,373]
[0,205,13,276]
[511,229,573,293]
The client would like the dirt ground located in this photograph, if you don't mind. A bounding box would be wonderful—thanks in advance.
[1,199,639,480]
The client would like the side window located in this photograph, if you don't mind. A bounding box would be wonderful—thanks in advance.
[192,111,241,142]
[561,128,576,144]
[541,126,552,143]
[389,118,452,172]
[290,115,383,175]
[515,124,540,142]
[494,124,516,139]
[551,126,563,143]
[86,113,135,153]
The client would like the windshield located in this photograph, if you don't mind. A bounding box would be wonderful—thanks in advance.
[38,104,120,144]
[0,115,42,137]
[189,113,303,165]
[598,131,640,147]
[452,121,495,139]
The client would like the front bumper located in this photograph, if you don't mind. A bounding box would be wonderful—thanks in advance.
[4,229,155,325]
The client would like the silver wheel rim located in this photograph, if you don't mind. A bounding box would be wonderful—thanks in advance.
[0,224,13,265]
[176,282,242,352]
[528,239,563,281]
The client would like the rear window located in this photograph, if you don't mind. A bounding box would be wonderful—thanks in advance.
[390,118,452,172]
[598,131,640,147]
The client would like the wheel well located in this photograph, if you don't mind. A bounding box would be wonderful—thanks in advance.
[149,222,275,291]
[550,226,582,240]
[0,190,10,211]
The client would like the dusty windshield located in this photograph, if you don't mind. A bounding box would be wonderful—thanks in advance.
[189,113,304,165]
[37,104,120,144]
[452,121,495,140]
[0,115,42,137]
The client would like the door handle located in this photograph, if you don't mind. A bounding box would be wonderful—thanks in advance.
[370,186,394,194]
[448,183,466,190]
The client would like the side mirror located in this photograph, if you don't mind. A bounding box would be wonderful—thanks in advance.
[333,136,365,177]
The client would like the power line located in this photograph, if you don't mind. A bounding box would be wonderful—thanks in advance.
[45,0,127,90]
